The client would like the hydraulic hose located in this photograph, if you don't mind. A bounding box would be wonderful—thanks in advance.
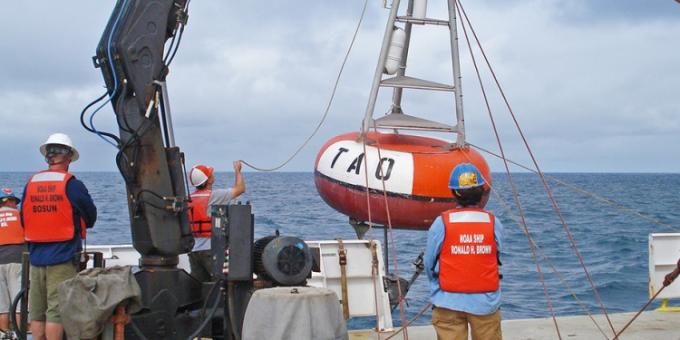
[120,280,223,340]
[185,280,224,340]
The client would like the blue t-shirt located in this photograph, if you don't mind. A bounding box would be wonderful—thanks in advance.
[21,175,97,266]
[424,211,503,315]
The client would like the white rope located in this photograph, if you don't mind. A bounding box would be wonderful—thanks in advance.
[241,0,370,172]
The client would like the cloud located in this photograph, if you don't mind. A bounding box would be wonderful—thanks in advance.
[0,0,678,172]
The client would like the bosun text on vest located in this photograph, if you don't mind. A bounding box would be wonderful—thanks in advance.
[23,170,86,242]
[439,208,499,293]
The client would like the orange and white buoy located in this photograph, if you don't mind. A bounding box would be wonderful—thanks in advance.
[314,131,491,230]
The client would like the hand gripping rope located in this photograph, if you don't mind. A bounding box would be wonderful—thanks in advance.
[613,258,680,339]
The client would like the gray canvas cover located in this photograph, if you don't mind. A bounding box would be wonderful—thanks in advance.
[242,287,348,340]
[58,266,142,339]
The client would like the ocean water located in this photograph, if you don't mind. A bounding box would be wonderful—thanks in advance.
[2,171,678,328]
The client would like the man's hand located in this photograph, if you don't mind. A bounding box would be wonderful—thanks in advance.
[231,160,245,198]
[663,258,680,287]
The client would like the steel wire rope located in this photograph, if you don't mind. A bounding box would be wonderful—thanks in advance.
[469,143,679,233]
[240,0,369,172]
[457,0,617,335]
[484,179,611,340]
[454,2,562,337]
[371,127,409,338]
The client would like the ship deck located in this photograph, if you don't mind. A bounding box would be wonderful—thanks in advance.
[349,310,680,339]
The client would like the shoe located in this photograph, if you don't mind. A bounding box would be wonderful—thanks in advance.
[0,330,17,340]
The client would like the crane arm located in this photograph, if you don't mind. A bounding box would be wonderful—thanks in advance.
[94,0,193,265]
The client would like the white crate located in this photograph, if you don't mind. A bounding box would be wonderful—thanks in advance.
[648,233,680,299]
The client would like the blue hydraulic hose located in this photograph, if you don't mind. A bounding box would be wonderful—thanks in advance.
[88,0,130,148]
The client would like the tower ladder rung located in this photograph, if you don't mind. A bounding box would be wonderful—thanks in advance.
[380,75,454,92]
[395,16,449,26]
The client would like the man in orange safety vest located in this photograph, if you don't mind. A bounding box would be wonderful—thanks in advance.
[0,188,25,339]
[21,133,97,340]
[425,163,503,340]
[187,161,245,282]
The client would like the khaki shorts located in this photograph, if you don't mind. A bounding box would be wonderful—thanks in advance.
[432,307,502,340]
[29,262,77,323]
[0,263,23,314]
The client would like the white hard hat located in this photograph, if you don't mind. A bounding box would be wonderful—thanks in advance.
[189,164,214,187]
[40,133,79,162]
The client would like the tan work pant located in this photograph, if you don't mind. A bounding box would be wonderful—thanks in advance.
[432,307,502,340]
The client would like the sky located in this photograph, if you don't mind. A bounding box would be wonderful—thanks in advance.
[0,0,678,173]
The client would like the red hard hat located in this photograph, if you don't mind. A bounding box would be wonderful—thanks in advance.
[189,164,214,187]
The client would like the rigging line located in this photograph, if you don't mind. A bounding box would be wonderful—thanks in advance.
[372,129,408,339]
[240,0,369,172]
[459,148,561,339]
[360,138,384,339]
[488,186,611,340]
[454,2,562,338]
[614,260,679,340]
[384,302,433,340]
[612,289,666,340]
[470,143,679,233]
[370,241,384,340]
[457,1,617,335]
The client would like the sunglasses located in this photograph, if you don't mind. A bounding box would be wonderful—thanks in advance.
[46,145,72,156]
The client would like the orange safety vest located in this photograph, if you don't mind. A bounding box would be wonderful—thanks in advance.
[189,189,212,237]
[439,207,499,293]
[23,170,86,243]
[0,208,24,245]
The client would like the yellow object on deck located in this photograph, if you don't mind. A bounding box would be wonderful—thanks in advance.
[655,299,680,312]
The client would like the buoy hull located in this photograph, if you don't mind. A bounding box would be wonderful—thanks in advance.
[314,132,491,230]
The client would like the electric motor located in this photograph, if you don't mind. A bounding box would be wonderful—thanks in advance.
[253,236,313,286]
